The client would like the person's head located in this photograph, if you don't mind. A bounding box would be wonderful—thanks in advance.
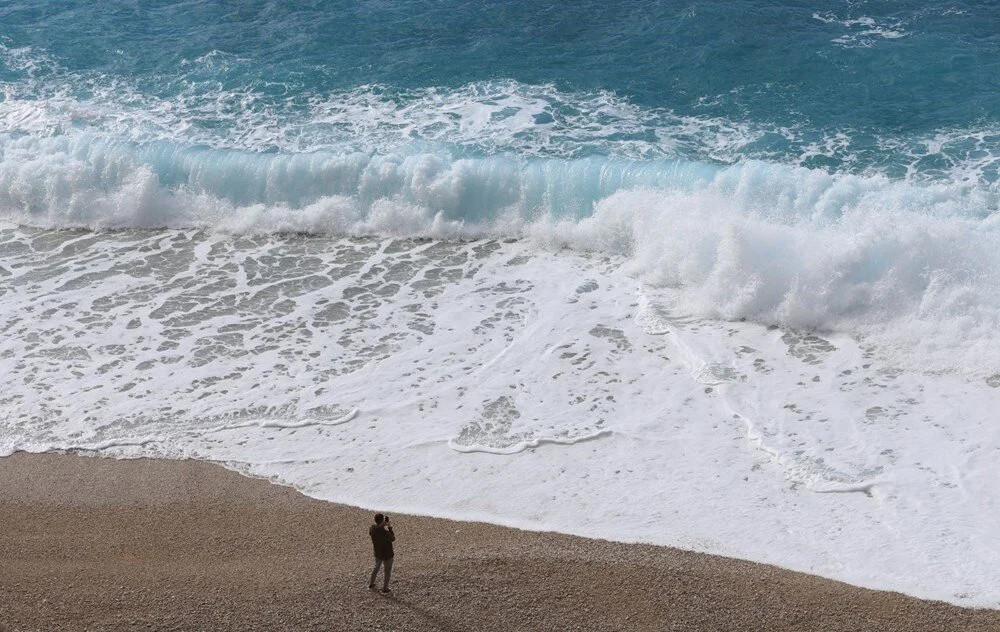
[374,513,385,525]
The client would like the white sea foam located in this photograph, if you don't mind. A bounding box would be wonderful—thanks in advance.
[6,41,1000,181]
[0,228,997,607]
[0,45,757,161]
[1,132,999,375]
[813,12,909,48]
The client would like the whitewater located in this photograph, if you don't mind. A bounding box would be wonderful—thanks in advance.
[2,0,999,608]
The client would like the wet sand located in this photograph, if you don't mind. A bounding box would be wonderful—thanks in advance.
[1,452,996,631]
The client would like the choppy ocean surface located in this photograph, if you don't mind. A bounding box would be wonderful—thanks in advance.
[1,0,999,606]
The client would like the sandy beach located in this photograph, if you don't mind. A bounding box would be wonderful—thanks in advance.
[0,452,995,631]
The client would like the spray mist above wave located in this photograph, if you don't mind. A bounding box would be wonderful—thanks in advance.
[2,132,997,227]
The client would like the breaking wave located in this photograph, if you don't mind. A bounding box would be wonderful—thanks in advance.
[1,130,999,375]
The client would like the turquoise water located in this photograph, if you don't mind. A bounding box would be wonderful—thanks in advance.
[2,1,999,179]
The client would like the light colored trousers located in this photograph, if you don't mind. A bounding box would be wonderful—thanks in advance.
[369,556,393,589]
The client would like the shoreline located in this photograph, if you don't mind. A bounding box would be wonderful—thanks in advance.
[1,451,997,631]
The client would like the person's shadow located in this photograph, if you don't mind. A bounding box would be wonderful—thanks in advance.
[382,594,466,632]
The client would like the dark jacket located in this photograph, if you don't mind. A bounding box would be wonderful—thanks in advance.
[369,524,395,559]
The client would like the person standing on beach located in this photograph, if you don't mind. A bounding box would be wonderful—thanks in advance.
[368,513,395,593]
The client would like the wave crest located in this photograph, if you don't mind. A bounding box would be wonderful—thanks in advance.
[1,132,999,374]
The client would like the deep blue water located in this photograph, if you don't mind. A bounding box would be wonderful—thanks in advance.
[3,1,999,129]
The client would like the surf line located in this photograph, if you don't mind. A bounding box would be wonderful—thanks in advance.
[195,407,361,435]
[446,428,614,455]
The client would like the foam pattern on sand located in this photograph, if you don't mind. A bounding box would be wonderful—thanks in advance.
[1,227,997,607]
